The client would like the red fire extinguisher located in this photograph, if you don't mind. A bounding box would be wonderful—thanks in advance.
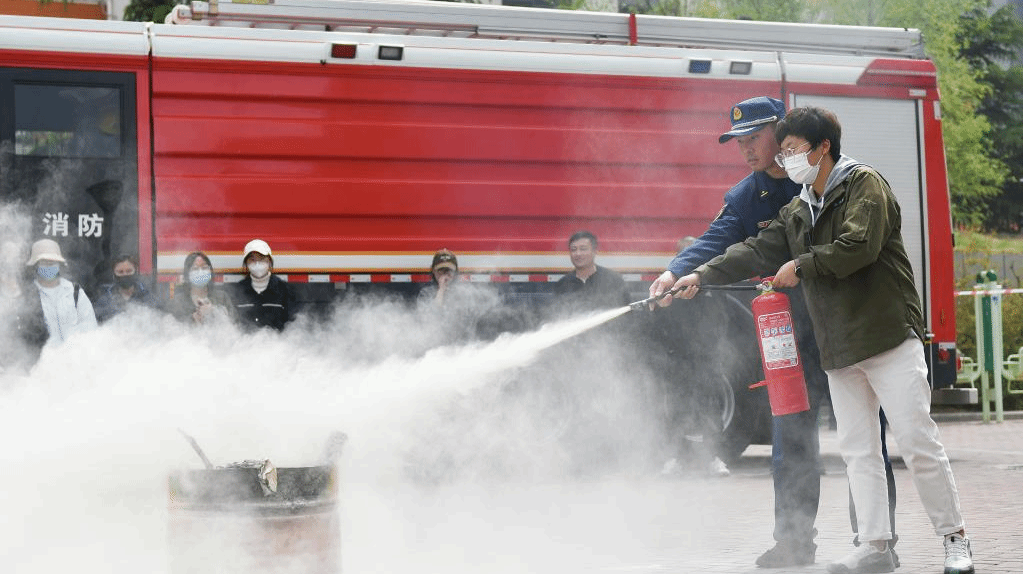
[748,279,810,416]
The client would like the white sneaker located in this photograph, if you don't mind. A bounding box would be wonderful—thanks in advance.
[707,456,730,477]
[660,458,681,476]
[943,533,974,574]
[826,543,895,574]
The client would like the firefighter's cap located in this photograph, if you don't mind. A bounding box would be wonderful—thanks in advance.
[26,239,67,266]
[243,239,272,258]
[718,96,786,144]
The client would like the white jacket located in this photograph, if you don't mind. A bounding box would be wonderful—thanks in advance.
[36,278,98,345]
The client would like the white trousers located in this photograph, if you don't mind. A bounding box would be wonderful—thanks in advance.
[827,337,965,542]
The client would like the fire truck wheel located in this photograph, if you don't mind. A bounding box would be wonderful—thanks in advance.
[717,375,771,464]
[715,310,773,464]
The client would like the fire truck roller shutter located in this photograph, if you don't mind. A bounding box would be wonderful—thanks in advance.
[790,96,926,306]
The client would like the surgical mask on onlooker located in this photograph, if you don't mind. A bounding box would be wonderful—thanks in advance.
[115,273,136,289]
[247,261,270,279]
[783,150,823,185]
[36,263,60,281]
[189,268,212,287]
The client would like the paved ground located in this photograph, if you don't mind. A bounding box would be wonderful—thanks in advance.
[344,414,1023,574]
[708,415,1023,574]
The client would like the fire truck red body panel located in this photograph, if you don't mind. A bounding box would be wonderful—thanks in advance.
[152,57,756,258]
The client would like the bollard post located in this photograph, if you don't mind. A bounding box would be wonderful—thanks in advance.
[973,270,1005,423]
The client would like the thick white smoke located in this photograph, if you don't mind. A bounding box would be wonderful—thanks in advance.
[0,290,681,573]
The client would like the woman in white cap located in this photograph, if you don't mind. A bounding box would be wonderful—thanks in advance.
[232,239,297,331]
[25,238,98,347]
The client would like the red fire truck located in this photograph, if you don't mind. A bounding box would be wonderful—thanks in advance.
[0,0,959,456]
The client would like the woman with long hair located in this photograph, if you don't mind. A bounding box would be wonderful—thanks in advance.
[168,251,236,326]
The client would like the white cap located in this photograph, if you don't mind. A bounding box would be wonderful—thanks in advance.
[243,239,272,258]
[26,239,67,266]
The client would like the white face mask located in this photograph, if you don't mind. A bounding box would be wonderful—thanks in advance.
[247,261,270,279]
[783,149,823,185]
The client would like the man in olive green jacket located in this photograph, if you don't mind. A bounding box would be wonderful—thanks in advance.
[667,107,973,574]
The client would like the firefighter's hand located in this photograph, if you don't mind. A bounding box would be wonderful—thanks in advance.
[672,273,701,299]
[648,270,678,309]
[773,260,801,288]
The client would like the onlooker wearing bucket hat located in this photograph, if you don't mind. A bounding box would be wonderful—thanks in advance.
[24,238,97,348]
[646,96,887,568]
[231,239,298,331]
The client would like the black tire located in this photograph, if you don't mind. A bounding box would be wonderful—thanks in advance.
[716,357,771,463]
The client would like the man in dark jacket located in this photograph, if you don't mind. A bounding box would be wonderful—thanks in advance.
[554,230,629,312]
[232,239,298,331]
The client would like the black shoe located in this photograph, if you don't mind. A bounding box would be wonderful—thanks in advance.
[756,541,816,568]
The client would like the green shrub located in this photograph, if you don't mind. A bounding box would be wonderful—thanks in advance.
[955,241,1023,411]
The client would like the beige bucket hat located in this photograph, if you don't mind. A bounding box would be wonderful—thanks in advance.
[26,239,67,266]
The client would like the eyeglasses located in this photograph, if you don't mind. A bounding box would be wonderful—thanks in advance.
[774,141,812,167]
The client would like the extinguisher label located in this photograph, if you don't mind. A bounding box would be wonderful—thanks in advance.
[758,311,799,370]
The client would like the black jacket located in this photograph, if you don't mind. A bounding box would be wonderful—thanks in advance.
[232,275,298,332]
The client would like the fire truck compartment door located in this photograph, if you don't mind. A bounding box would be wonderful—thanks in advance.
[790,95,927,314]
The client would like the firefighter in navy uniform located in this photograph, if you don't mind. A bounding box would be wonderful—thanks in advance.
[648,96,896,569]
[232,239,299,332]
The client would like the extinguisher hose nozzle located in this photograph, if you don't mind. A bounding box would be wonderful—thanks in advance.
[627,282,760,312]
[628,287,681,311]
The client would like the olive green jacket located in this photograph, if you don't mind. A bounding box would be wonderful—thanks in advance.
[696,156,924,371]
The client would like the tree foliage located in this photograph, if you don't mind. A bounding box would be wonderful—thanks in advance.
[958,4,1023,231]
[819,0,1011,228]
[122,0,177,23]
[712,0,804,22]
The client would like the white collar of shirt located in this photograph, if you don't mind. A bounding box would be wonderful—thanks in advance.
[799,184,827,226]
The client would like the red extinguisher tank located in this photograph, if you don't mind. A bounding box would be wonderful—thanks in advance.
[749,282,810,416]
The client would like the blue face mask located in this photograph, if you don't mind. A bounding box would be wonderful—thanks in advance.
[189,268,212,287]
[36,263,60,281]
